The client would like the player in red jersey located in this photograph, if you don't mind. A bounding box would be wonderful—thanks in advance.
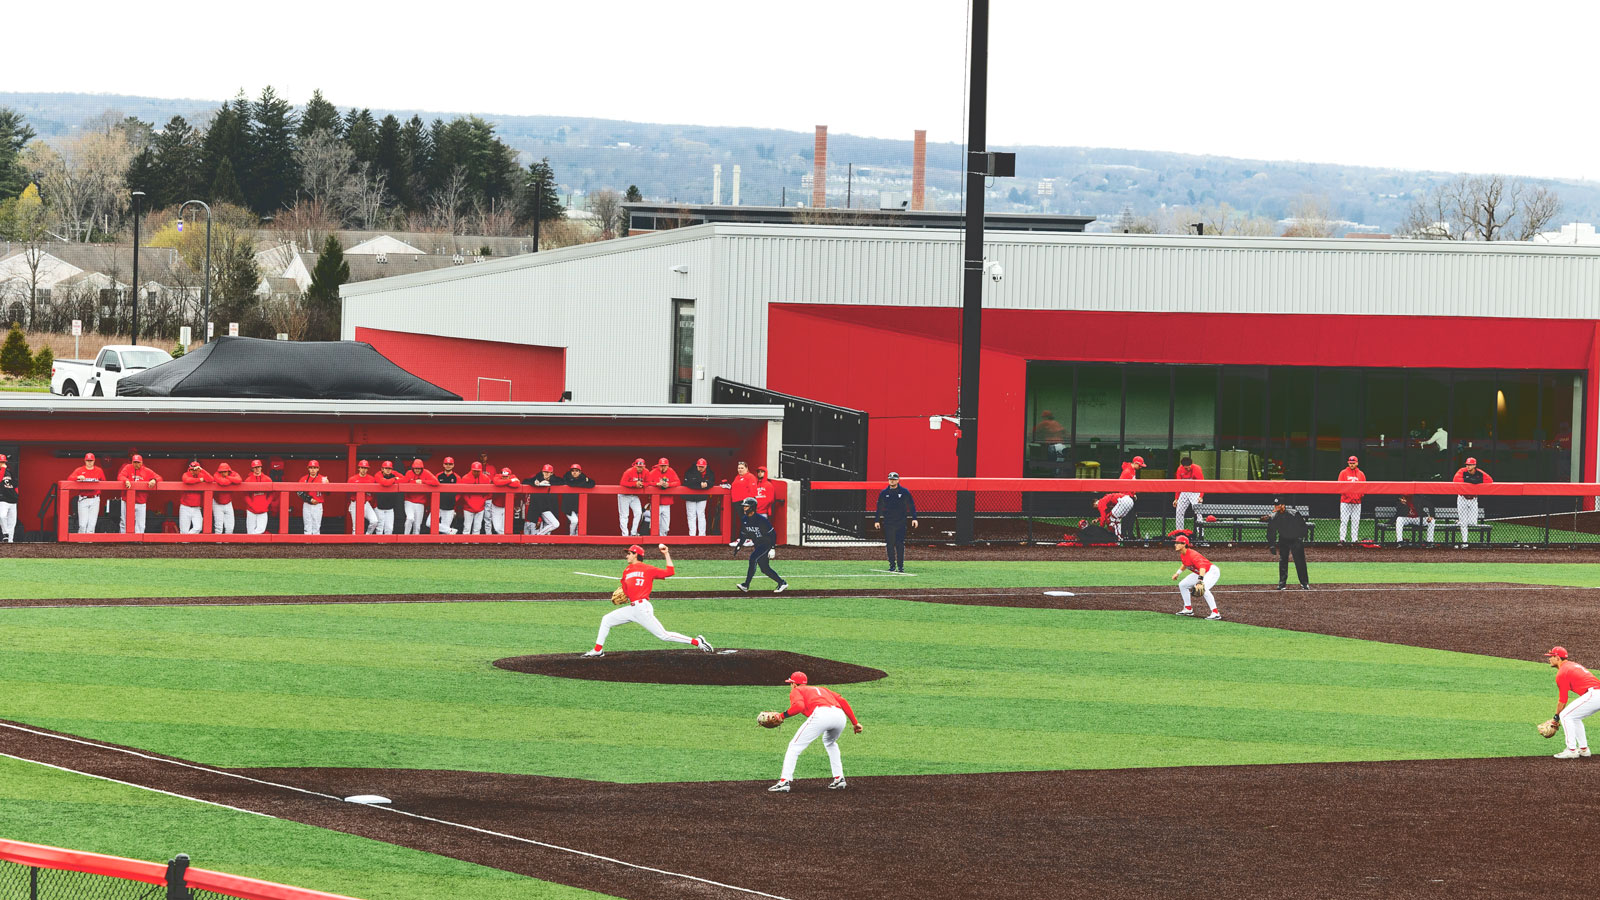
[1171,535,1222,619]
[766,671,863,792]
[582,543,714,658]
[1546,646,1600,759]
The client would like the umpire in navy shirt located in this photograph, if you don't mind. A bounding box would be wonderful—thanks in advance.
[874,472,919,573]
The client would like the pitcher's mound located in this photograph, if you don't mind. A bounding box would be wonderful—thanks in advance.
[493,650,887,685]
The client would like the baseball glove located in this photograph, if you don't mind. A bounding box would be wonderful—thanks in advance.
[757,711,783,728]
[1538,718,1560,738]
[1190,583,1207,600]
[609,586,628,605]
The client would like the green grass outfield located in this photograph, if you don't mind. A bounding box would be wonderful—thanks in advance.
[3,556,1600,600]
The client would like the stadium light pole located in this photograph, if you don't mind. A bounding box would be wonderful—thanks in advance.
[130,190,145,345]
[955,0,990,543]
[177,200,212,344]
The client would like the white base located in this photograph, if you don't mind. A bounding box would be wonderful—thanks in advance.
[344,794,392,804]
[1043,590,1077,597]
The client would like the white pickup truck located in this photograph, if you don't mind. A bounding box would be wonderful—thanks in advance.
[51,345,174,397]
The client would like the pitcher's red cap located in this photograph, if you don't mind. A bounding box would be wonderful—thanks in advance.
[627,543,645,555]
[786,672,808,685]
[1548,646,1569,659]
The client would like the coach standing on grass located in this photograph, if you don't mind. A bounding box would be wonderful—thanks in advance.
[1264,500,1310,590]
[874,472,918,573]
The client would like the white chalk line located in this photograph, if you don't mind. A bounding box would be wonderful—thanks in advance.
[0,722,795,900]
[0,750,274,819]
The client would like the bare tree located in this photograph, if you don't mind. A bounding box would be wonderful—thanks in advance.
[469,195,518,237]
[1400,175,1562,241]
[340,165,390,231]
[24,130,132,241]
[1281,196,1335,237]
[0,186,56,326]
[262,294,311,341]
[427,166,470,234]
[294,129,357,214]
[586,189,623,238]
[267,198,338,260]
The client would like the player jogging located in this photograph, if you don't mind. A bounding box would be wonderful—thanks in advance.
[1545,646,1600,759]
[735,497,788,593]
[1171,535,1222,619]
[763,671,862,792]
[583,543,714,658]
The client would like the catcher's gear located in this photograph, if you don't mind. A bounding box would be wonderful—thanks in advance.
[757,711,783,728]
[1538,718,1560,738]
[609,586,629,605]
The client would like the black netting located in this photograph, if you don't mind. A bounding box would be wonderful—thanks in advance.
[0,862,164,899]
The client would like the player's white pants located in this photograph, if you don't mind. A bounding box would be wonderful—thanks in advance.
[780,706,847,782]
[486,501,504,535]
[1178,565,1221,611]
[77,496,101,533]
[526,510,558,535]
[437,508,457,534]
[1339,502,1362,542]
[0,500,15,541]
[685,499,708,536]
[303,503,323,535]
[593,599,696,649]
[1456,497,1480,544]
[403,501,425,534]
[1559,688,1600,751]
[1174,492,1202,531]
[617,494,642,535]
[1109,495,1134,539]
[120,503,147,534]
[567,511,580,535]
[375,508,396,535]
[178,505,203,534]
[1395,515,1435,542]
[245,511,268,535]
[212,501,235,534]
[348,501,376,534]
[658,504,672,535]
[462,509,485,534]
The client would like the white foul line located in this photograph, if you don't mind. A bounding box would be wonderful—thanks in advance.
[0,722,795,900]
[0,750,274,819]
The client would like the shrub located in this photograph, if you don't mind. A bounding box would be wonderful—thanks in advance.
[0,323,31,377]
[172,342,186,358]
[31,346,53,380]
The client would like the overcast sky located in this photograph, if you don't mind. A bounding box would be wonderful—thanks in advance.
[15,0,1600,180]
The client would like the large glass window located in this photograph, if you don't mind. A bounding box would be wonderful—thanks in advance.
[1313,370,1364,479]
[1364,372,1406,480]
[1073,366,1122,478]
[1452,374,1498,470]
[1172,366,1217,477]
[1219,367,1267,480]
[1268,368,1313,479]
[1026,365,1073,477]
[669,300,695,403]
[1124,366,1171,476]
[1406,371,1452,480]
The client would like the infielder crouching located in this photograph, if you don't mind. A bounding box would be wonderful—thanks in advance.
[762,671,862,792]
[1172,535,1222,619]
[583,543,714,657]
[1546,646,1600,759]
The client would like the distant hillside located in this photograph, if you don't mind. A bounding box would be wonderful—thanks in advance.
[9,90,1600,233]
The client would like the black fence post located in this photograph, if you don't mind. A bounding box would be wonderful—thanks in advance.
[165,854,191,900]
[1543,495,1552,548]
[29,866,37,900]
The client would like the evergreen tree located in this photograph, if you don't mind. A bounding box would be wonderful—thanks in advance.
[125,146,159,205]
[425,118,451,197]
[625,185,642,202]
[211,238,261,331]
[151,116,204,208]
[247,86,300,213]
[0,107,37,200]
[31,346,53,380]
[0,323,31,377]
[209,156,247,208]
[343,108,378,164]
[398,115,431,211]
[304,234,349,341]
[621,184,642,235]
[374,114,405,205]
[299,89,342,138]
[517,158,565,226]
[199,99,247,197]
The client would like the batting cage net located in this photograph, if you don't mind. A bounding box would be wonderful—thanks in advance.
[801,477,1600,547]
[0,840,362,900]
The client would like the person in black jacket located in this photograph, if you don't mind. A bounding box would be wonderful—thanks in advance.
[874,472,919,573]
[435,457,460,534]
[735,497,787,593]
[681,458,716,537]
[558,463,596,535]
[525,464,561,535]
[1264,500,1310,590]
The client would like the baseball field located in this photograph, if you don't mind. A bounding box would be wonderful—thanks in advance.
[0,547,1591,899]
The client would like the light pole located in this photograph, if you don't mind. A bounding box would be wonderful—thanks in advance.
[130,190,145,345]
[177,200,212,343]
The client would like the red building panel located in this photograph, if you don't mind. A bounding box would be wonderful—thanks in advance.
[354,327,566,401]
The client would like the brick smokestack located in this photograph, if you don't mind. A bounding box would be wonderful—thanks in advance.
[911,130,927,211]
[812,125,827,208]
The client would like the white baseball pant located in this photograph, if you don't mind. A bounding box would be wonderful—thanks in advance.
[1110,495,1134,538]
[246,511,269,534]
[437,508,457,534]
[685,499,708,536]
[212,501,235,534]
[1395,515,1435,542]
[1339,502,1362,542]
[348,501,376,534]
[1174,492,1202,531]
[462,509,486,534]
[376,508,396,535]
[77,496,101,533]
[403,501,425,534]
[178,505,203,534]
[617,494,642,535]
[567,511,580,535]
[303,503,323,535]
[531,511,559,535]
[120,503,147,534]
[1559,688,1600,752]
[1178,565,1221,611]
[593,599,696,649]
[779,706,848,782]
[658,505,672,535]
[487,501,504,535]
[1456,497,1480,544]
[0,501,15,541]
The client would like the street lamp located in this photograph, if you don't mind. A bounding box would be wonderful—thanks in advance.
[177,200,212,343]
[130,190,145,345]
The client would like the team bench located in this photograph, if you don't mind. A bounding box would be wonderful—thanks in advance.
[1191,504,1311,542]
[1372,505,1493,545]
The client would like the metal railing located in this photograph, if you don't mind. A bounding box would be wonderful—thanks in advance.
[0,841,362,900]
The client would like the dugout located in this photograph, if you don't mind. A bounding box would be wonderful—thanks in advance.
[0,395,783,540]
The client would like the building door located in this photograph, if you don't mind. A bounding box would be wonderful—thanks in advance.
[670,299,695,403]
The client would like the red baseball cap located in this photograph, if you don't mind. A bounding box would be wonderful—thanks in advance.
[84,452,96,461]
[500,467,512,475]
[471,461,483,471]
[1173,534,1190,545]
[307,459,320,467]
[569,463,583,470]
[1347,456,1359,463]
[786,672,808,685]
[443,456,455,465]
[270,459,284,470]
[627,543,645,555]
[412,458,424,468]
[542,464,555,472]
[657,457,669,466]
[1548,646,1569,659]
[358,459,371,468]
[217,462,232,471]
[131,454,143,463]
[381,460,394,467]
[250,459,263,467]
[1465,457,1478,465]
[697,458,707,466]
[188,458,201,466]
[633,458,646,466]
[1132,456,1146,466]
[0,454,6,463]
[756,465,767,473]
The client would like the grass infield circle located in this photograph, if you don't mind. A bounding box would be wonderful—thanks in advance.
[493,649,888,685]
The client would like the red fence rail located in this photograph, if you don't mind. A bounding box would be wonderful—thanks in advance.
[809,477,1600,497]
[0,838,363,900]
